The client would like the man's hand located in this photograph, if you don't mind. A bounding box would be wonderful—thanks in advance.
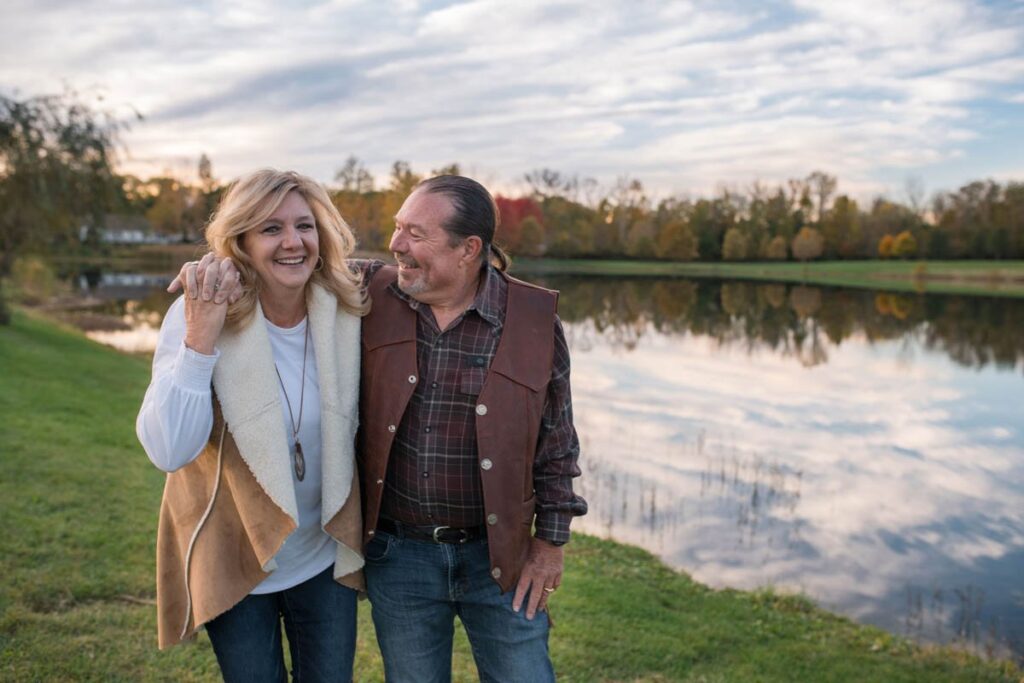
[169,255,242,354]
[167,253,244,305]
[512,537,563,620]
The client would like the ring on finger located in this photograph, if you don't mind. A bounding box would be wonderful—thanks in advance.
[543,587,556,594]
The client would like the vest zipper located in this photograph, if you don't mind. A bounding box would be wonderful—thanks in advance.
[179,422,227,641]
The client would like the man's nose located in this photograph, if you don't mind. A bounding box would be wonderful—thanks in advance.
[389,229,405,253]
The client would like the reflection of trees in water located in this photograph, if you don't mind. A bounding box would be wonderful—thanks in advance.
[80,290,175,334]
[577,458,686,549]
[697,437,804,550]
[902,583,1019,664]
[539,276,1024,371]
[57,263,178,319]
[550,278,670,352]
[577,429,803,552]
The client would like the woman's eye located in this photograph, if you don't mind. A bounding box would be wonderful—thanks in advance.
[262,225,280,234]
[298,222,315,231]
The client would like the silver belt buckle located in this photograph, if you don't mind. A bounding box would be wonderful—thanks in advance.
[432,525,450,543]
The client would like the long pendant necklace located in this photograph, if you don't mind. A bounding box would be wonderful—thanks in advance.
[274,320,309,482]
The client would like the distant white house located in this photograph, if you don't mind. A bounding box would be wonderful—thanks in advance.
[79,215,179,245]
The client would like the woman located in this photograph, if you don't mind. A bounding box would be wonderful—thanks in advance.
[136,169,367,682]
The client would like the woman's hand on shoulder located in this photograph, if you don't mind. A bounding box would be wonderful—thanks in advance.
[168,254,243,354]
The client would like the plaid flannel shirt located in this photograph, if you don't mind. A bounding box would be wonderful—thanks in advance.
[358,259,587,544]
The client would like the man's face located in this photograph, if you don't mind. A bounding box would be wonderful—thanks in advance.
[390,189,471,303]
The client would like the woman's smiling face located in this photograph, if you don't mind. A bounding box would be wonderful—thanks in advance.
[241,190,319,300]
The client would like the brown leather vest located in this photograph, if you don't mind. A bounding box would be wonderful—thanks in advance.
[358,265,557,592]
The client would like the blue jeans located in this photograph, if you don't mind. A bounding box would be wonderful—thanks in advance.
[364,530,555,683]
[204,565,357,683]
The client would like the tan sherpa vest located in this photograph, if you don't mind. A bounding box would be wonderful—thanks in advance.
[155,284,364,649]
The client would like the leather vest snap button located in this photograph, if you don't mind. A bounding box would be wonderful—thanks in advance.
[480,458,493,471]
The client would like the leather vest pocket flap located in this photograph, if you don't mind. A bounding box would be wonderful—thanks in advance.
[489,364,546,393]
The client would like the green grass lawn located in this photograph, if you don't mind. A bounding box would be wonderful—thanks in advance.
[510,258,1024,298]
[0,311,1019,682]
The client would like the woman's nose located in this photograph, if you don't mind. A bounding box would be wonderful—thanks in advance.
[282,225,302,248]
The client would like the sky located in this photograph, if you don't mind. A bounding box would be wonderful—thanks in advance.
[2,0,1024,201]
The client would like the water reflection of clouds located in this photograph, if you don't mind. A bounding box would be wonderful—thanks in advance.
[85,324,161,354]
[568,319,1024,660]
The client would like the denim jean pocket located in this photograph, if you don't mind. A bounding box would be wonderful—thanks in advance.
[365,533,393,562]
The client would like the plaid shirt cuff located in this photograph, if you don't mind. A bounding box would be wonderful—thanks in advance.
[534,511,573,546]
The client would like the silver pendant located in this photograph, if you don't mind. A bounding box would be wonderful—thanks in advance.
[294,440,305,481]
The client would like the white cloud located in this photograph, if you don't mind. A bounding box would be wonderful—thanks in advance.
[0,0,1021,195]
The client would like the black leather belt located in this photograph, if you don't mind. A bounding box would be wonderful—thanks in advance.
[377,517,486,544]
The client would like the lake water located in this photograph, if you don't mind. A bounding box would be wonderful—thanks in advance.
[66,266,1024,663]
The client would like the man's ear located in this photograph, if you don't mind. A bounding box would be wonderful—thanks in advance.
[462,235,484,264]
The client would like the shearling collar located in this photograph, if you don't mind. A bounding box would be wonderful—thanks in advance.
[211,284,360,527]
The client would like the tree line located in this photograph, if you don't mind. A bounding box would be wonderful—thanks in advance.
[3,91,1022,302]
[487,170,1024,263]
[114,155,1024,265]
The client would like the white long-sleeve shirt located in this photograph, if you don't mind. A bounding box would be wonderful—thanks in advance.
[136,297,335,593]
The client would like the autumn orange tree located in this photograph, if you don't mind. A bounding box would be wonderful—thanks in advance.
[495,196,544,254]
[791,227,825,262]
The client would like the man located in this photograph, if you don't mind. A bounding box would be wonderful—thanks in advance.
[357,175,587,682]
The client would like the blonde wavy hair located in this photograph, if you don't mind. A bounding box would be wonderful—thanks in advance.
[205,168,368,327]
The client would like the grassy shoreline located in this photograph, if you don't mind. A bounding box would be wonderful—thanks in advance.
[509,258,1024,298]
[0,310,1019,681]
